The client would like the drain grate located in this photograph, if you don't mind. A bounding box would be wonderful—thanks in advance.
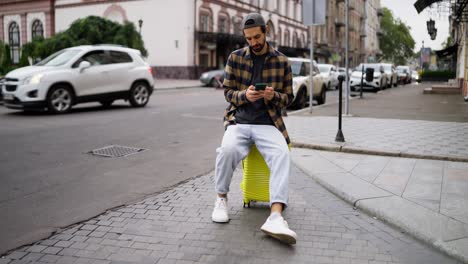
[89,145,146,158]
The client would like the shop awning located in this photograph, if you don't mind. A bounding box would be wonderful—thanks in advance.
[435,44,458,57]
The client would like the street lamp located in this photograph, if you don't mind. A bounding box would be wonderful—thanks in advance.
[430,28,437,40]
[427,19,435,35]
[138,18,143,35]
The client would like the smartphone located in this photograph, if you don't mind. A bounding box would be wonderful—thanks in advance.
[255,83,267,91]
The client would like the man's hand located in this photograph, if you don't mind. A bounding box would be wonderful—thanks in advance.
[246,85,264,102]
[264,86,274,101]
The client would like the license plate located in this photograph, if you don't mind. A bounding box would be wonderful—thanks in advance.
[3,93,14,100]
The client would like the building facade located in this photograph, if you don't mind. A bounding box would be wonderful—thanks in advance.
[1,0,383,78]
[0,0,54,64]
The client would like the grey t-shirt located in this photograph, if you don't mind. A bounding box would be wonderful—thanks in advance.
[235,51,274,126]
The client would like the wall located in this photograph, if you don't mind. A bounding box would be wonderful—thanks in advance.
[55,0,195,67]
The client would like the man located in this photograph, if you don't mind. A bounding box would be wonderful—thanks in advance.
[211,12,297,244]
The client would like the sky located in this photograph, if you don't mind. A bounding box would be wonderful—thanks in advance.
[380,0,450,52]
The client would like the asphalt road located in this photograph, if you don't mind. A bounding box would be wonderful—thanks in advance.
[0,87,227,254]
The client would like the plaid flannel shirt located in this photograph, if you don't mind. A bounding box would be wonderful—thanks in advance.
[222,44,294,144]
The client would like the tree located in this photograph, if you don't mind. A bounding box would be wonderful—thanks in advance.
[379,8,415,65]
[1,44,13,75]
[23,16,148,62]
[441,36,453,49]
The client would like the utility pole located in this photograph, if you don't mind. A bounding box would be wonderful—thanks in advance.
[345,0,350,115]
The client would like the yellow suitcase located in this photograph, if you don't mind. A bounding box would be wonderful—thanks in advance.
[240,145,270,207]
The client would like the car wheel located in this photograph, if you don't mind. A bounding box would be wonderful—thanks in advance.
[297,88,308,109]
[100,100,114,108]
[129,82,150,107]
[316,85,326,105]
[46,85,74,114]
[393,80,398,87]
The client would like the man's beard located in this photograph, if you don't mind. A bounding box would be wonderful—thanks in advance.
[251,41,265,53]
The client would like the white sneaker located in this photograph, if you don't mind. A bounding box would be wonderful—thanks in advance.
[260,213,297,244]
[211,197,229,223]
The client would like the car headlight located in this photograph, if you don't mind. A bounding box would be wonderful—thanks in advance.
[201,73,208,79]
[23,74,44,85]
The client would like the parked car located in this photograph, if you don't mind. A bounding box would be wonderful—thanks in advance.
[381,63,398,88]
[0,77,4,102]
[396,65,412,84]
[317,64,339,90]
[338,67,352,79]
[288,57,327,109]
[349,63,387,92]
[199,69,224,87]
[2,45,154,114]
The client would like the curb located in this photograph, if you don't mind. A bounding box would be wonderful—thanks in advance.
[291,142,468,163]
[154,85,202,91]
[291,150,468,264]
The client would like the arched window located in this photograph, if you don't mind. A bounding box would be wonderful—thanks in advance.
[9,22,20,64]
[32,19,44,39]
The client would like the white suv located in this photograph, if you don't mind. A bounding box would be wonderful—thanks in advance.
[2,45,154,113]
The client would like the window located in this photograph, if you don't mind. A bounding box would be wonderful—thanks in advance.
[284,31,290,47]
[219,17,228,33]
[109,51,133,63]
[32,19,44,39]
[233,20,242,35]
[8,22,20,64]
[72,50,109,68]
[201,15,210,32]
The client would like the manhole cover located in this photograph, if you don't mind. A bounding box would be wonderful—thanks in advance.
[89,145,146,158]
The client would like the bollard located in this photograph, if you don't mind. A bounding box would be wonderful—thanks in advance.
[335,75,345,142]
[360,64,364,99]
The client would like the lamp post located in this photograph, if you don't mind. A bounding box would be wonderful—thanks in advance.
[420,40,424,71]
[138,18,143,35]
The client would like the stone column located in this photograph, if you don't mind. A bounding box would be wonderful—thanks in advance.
[21,13,27,45]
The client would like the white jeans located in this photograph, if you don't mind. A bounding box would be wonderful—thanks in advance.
[215,124,290,207]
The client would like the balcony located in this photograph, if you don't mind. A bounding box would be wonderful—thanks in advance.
[335,17,345,27]
[377,8,384,17]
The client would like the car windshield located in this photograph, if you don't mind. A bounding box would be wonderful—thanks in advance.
[290,60,310,77]
[383,65,392,71]
[318,65,330,73]
[36,49,82,66]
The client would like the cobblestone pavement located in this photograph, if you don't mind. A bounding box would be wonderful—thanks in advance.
[1,166,459,264]
[285,116,468,161]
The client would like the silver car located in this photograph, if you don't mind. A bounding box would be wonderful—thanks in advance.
[199,69,224,87]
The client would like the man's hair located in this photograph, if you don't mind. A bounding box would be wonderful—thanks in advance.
[243,25,266,34]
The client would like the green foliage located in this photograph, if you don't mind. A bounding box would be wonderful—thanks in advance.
[420,70,456,79]
[441,36,453,49]
[1,44,13,75]
[8,16,148,71]
[379,8,415,65]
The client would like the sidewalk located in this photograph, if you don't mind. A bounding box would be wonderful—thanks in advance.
[0,168,459,264]
[153,79,204,90]
[283,84,468,262]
